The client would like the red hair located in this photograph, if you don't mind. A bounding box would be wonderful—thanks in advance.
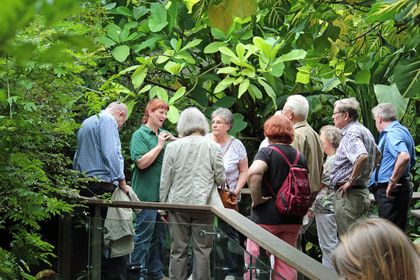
[142,98,169,124]
[264,115,294,144]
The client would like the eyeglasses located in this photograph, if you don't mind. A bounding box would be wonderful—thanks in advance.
[332,111,344,116]
[211,120,228,125]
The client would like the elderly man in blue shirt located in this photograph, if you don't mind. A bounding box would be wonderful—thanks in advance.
[369,103,416,232]
[74,101,129,198]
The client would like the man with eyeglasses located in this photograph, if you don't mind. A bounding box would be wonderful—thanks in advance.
[330,97,380,236]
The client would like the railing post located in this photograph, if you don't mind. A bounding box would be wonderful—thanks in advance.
[90,205,102,280]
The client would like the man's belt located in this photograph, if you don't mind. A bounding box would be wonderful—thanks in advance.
[334,182,366,191]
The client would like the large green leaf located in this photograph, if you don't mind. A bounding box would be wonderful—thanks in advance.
[238,79,250,98]
[131,65,147,89]
[214,96,237,108]
[365,0,407,24]
[105,23,121,43]
[204,42,228,54]
[167,105,180,124]
[226,0,258,19]
[112,45,130,62]
[169,87,186,104]
[321,77,341,91]
[148,3,168,32]
[208,3,233,34]
[374,83,408,119]
[150,86,169,102]
[248,83,263,100]
[278,49,307,62]
[355,69,371,85]
[229,113,248,135]
[164,61,184,75]
[392,59,420,99]
[258,79,277,108]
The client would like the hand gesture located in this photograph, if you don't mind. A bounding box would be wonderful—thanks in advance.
[157,132,171,148]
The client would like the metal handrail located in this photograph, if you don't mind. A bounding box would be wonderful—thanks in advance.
[80,197,337,280]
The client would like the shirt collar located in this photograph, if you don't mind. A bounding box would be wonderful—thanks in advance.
[101,110,118,126]
[340,120,358,135]
[379,120,399,140]
[141,124,162,135]
[293,120,308,129]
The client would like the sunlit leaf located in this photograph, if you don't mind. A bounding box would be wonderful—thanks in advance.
[111,45,130,62]
[167,105,180,124]
[204,42,228,54]
[169,87,186,104]
[278,49,307,62]
[148,3,168,32]
[374,83,408,119]
[238,79,250,98]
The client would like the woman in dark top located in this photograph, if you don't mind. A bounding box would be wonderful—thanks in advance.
[245,114,307,280]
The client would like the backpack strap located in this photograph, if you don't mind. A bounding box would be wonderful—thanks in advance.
[264,145,300,198]
[268,145,300,167]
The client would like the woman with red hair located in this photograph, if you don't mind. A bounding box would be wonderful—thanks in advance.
[245,114,307,280]
[130,98,172,280]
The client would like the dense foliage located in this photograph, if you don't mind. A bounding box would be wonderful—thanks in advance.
[0,0,418,278]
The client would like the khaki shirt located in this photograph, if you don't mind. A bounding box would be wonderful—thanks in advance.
[292,121,324,193]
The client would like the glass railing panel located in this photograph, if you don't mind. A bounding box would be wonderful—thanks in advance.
[58,207,282,280]
[213,218,283,280]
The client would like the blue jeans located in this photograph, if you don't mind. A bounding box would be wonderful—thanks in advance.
[131,209,166,280]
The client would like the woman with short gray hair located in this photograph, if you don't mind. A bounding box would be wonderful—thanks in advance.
[160,107,225,280]
[311,125,342,269]
[208,107,248,278]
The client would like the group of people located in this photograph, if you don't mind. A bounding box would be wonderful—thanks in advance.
[73,94,418,280]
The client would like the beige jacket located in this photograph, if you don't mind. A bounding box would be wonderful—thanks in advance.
[160,135,225,207]
[292,121,324,193]
[104,187,140,258]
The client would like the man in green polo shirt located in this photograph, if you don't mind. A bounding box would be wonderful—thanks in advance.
[130,99,172,280]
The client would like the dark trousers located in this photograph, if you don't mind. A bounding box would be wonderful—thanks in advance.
[373,178,413,232]
[79,181,128,279]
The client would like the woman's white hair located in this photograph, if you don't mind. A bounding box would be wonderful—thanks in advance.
[176,107,209,137]
[284,95,309,120]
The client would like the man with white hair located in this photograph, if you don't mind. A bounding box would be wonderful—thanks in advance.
[74,101,130,196]
[282,95,323,195]
[369,103,415,232]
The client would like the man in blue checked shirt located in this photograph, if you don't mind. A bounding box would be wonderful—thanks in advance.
[369,103,416,232]
[73,101,130,280]
[74,101,130,199]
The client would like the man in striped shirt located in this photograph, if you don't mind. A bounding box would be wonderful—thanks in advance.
[330,98,380,236]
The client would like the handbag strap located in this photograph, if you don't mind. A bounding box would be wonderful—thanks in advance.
[220,137,234,190]
[222,136,234,156]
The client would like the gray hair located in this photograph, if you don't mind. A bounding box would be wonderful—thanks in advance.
[334,97,360,121]
[320,125,342,149]
[284,95,309,120]
[107,102,128,115]
[371,103,397,122]
[211,107,233,127]
[177,107,209,137]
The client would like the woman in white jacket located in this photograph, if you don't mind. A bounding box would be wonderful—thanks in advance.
[160,107,225,280]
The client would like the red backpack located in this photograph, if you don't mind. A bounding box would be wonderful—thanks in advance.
[267,145,311,216]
